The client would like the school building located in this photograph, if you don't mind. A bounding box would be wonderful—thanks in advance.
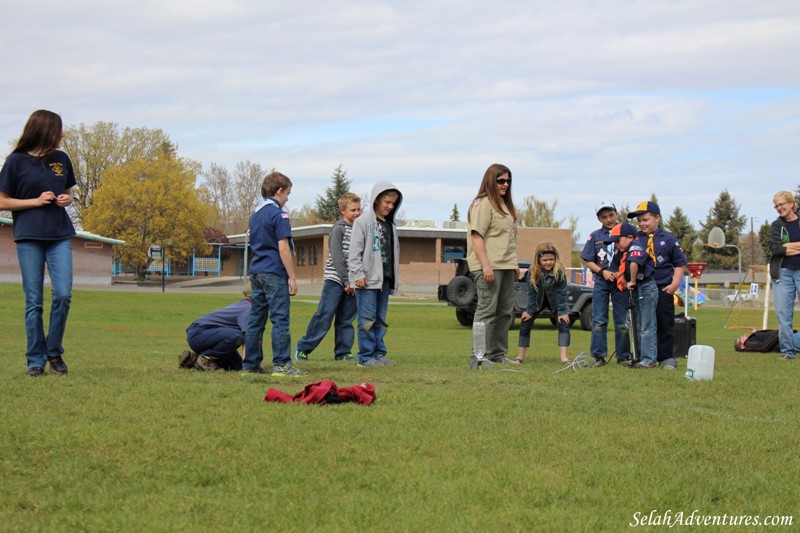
[226,222,573,293]
[0,217,125,285]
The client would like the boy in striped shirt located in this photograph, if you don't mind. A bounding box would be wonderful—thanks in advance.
[295,193,361,361]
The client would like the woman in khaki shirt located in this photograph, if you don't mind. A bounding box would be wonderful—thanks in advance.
[466,163,519,363]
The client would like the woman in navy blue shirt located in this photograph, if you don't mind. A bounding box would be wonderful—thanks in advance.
[0,110,77,377]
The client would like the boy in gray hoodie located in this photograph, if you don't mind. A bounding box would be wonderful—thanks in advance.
[348,181,403,367]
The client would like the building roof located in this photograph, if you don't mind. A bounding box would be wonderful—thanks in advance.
[226,224,470,244]
[0,217,125,245]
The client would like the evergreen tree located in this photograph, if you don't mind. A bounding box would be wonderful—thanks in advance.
[315,164,352,222]
[698,190,747,270]
[758,220,772,265]
[665,206,696,261]
[450,203,460,221]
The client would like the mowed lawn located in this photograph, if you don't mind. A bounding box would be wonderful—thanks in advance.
[0,283,797,532]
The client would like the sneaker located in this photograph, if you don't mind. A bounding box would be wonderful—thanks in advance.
[240,366,270,374]
[634,361,656,369]
[661,364,677,371]
[195,355,222,372]
[334,354,357,361]
[26,367,44,377]
[778,355,795,360]
[376,356,396,366]
[294,343,309,362]
[47,356,68,375]
[357,358,384,367]
[179,350,199,369]
[591,356,607,368]
[271,365,310,377]
[618,358,633,367]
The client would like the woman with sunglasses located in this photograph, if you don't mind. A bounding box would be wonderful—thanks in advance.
[770,191,800,360]
[0,110,76,377]
[466,163,519,364]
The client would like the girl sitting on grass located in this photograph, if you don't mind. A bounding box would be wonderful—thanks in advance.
[514,242,571,365]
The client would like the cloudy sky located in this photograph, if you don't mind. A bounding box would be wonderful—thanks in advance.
[2,0,799,242]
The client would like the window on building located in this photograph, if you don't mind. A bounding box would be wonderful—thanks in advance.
[297,245,306,266]
[310,244,319,265]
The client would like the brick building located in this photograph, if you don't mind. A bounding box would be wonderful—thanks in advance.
[0,217,124,285]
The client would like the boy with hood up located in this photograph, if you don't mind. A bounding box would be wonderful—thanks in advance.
[348,181,403,367]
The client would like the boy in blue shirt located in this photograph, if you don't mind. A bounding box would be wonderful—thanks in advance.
[242,171,309,377]
[581,201,631,366]
[295,192,361,361]
[180,283,252,371]
[627,201,687,369]
[605,222,658,368]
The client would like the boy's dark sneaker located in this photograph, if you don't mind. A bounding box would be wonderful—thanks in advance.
[47,356,68,375]
[634,361,656,369]
[27,367,45,377]
[240,366,270,375]
[618,358,633,367]
[179,350,199,369]
[294,343,309,362]
[196,355,222,372]
[591,356,607,367]
[334,354,357,361]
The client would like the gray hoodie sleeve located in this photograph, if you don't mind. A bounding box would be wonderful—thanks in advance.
[348,217,367,284]
[329,222,349,287]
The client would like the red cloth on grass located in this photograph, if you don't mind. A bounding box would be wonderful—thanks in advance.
[265,380,376,405]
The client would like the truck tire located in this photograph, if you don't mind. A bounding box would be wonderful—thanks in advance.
[456,308,474,327]
[446,276,476,307]
[580,303,592,331]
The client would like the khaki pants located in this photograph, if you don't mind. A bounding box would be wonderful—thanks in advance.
[472,269,516,362]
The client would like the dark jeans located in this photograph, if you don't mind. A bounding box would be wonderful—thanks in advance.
[297,279,357,358]
[186,323,244,371]
[656,286,677,366]
[518,312,570,348]
[244,273,291,370]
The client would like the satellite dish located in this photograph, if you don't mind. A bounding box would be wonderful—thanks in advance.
[707,227,726,249]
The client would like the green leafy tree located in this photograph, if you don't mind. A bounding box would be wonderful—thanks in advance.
[697,190,747,270]
[665,206,697,261]
[518,195,579,246]
[60,122,176,225]
[315,164,352,222]
[450,203,460,222]
[83,155,210,277]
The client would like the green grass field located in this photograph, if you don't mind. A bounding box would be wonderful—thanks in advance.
[0,284,797,532]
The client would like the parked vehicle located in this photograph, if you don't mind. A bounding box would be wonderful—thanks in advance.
[437,259,593,330]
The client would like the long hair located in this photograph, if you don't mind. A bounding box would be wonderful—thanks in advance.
[467,163,516,222]
[13,110,63,156]
[530,242,566,290]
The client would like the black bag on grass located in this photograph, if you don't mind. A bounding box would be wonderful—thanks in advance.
[733,330,780,352]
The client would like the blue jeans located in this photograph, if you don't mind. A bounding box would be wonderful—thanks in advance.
[298,280,356,358]
[355,280,391,362]
[16,239,73,369]
[589,279,632,361]
[774,268,800,358]
[518,312,570,348]
[244,273,291,369]
[186,323,244,370]
[634,280,658,364]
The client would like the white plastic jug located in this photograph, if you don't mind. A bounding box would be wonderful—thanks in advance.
[685,345,715,381]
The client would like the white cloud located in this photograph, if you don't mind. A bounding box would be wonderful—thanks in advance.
[2,0,800,241]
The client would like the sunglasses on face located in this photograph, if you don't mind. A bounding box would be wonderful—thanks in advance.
[496,178,511,185]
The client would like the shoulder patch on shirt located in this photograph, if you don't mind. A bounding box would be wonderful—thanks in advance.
[281,213,289,219]
[629,249,644,258]
[473,198,482,206]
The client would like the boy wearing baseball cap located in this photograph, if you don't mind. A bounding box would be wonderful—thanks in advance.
[604,222,658,368]
[627,201,687,370]
[580,201,632,366]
